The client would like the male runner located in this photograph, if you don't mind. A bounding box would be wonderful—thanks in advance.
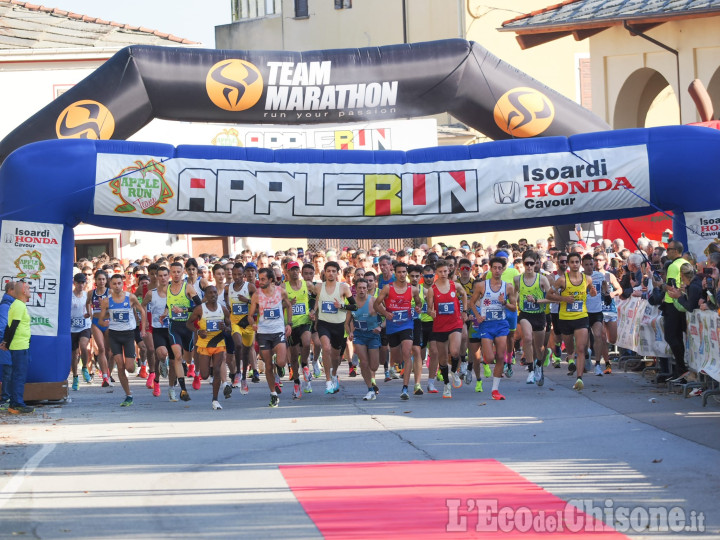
[285,260,313,397]
[345,278,382,400]
[141,265,172,398]
[419,265,439,392]
[376,255,397,380]
[582,253,608,376]
[226,263,257,393]
[70,273,92,391]
[456,258,477,382]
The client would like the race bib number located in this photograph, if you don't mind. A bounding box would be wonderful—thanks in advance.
[264,308,281,320]
[354,319,369,331]
[523,299,539,311]
[567,300,583,313]
[112,311,129,323]
[486,309,503,321]
[292,303,307,316]
[206,320,221,332]
[232,303,249,316]
[391,310,409,322]
[421,303,428,313]
[438,302,455,315]
[162,317,169,328]
[321,301,338,314]
[170,307,188,320]
[71,317,85,329]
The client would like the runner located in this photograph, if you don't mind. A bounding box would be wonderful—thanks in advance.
[376,255,397,381]
[285,261,313,397]
[162,261,202,402]
[345,278,381,400]
[597,252,622,374]
[419,264,439,393]
[469,257,517,400]
[141,266,172,398]
[408,265,430,393]
[548,252,570,368]
[247,268,293,407]
[427,260,468,399]
[226,263,258,393]
[311,261,355,395]
[513,251,551,386]
[497,250,520,376]
[548,252,597,391]
[70,273,92,391]
[302,262,322,379]
[374,262,423,400]
[187,285,231,410]
[97,274,147,406]
[456,258,477,383]
[86,269,112,387]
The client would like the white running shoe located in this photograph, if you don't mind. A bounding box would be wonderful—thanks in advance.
[452,371,463,388]
[325,380,334,394]
[526,372,535,384]
[332,375,339,393]
[212,400,222,410]
[363,390,376,401]
[168,387,178,402]
[443,383,452,399]
[464,369,473,385]
[594,364,603,376]
[459,361,468,375]
[427,380,438,394]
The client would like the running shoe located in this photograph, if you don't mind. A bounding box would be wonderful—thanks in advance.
[363,390,376,401]
[187,363,196,378]
[459,361,468,375]
[567,360,576,375]
[303,366,311,382]
[146,372,155,389]
[452,371,463,388]
[180,389,191,401]
[436,372,443,382]
[414,384,424,396]
[544,349,552,367]
[153,381,161,397]
[313,361,322,379]
[303,379,313,394]
[475,380,483,393]
[212,400,222,410]
[275,382,282,395]
[251,370,261,383]
[594,364,603,377]
[427,380,438,394]
[82,367,91,383]
[553,358,561,368]
[504,363,513,378]
[573,378,584,391]
[120,395,133,407]
[389,366,400,379]
[464,369,473,385]
[269,394,279,408]
[0,401,8,411]
[223,382,233,399]
[443,383,452,399]
[349,366,358,377]
[603,364,612,375]
[325,380,334,394]
[277,366,285,378]
[102,378,113,389]
[535,362,544,387]
[526,372,535,384]
[385,370,392,382]
[287,367,294,381]
[332,375,340,393]
[192,375,201,391]
[491,390,505,400]
[138,365,148,379]
[401,388,409,400]
[159,358,169,378]
[72,376,79,391]
[110,375,116,383]
[293,383,301,399]
[8,405,34,414]
[372,382,379,395]
[483,364,492,378]
[169,387,178,402]
[240,378,249,395]
[232,373,241,388]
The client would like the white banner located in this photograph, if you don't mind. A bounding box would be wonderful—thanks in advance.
[685,310,720,383]
[0,220,62,336]
[92,144,650,226]
[615,297,671,358]
[683,210,720,263]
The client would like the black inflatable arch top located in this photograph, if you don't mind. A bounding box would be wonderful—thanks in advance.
[0,39,610,163]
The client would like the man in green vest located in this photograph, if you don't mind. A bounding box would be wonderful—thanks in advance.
[663,240,689,381]
[1,281,33,414]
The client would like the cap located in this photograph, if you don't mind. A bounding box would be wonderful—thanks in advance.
[287,261,300,270]
[245,262,258,270]
[73,272,87,283]
[495,250,509,258]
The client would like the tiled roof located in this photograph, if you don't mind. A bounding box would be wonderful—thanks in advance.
[503,0,720,30]
[0,0,198,49]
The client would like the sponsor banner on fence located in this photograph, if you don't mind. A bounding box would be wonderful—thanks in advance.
[684,210,720,262]
[615,296,671,358]
[93,144,650,226]
[0,220,62,336]
[685,310,720,383]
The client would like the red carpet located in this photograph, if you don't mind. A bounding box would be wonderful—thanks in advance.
[280,459,628,539]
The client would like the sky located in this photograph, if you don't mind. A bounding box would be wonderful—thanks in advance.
[45,0,232,47]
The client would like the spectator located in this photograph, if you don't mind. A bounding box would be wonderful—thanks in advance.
[0,282,15,410]
[663,240,689,382]
[619,253,643,299]
[0,281,33,414]
[667,263,703,313]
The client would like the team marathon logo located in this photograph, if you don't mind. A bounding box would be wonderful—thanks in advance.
[493,87,555,138]
[56,100,115,139]
[205,58,399,120]
[109,160,174,215]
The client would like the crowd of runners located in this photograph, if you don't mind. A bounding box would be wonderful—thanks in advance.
[66,233,718,409]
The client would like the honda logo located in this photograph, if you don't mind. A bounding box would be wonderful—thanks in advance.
[493,181,520,204]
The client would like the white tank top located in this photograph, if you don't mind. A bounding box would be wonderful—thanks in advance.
[479,280,507,322]
[318,282,346,324]
[108,292,136,332]
[228,281,250,317]
[257,287,285,334]
[216,284,227,309]
[201,302,225,331]
[586,271,604,314]
[71,290,90,332]
[150,288,169,328]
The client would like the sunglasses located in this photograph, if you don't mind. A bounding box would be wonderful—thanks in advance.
[523,260,534,265]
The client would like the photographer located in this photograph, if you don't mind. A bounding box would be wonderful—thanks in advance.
[667,263,704,313]
[619,253,644,299]
[663,241,691,381]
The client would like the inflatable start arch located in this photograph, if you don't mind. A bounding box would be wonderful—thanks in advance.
[0,40,718,398]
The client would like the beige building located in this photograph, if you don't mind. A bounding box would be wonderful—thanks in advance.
[500,1,720,128]
[218,0,593,248]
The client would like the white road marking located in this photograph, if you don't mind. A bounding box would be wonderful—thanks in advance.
[0,443,56,508]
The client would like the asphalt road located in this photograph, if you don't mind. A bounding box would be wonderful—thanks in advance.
[1,361,718,539]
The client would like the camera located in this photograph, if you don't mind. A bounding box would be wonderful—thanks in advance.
[668,278,677,288]
[642,276,649,287]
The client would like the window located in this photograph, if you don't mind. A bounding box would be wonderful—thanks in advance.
[295,0,309,18]
[335,0,352,8]
[232,0,281,21]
